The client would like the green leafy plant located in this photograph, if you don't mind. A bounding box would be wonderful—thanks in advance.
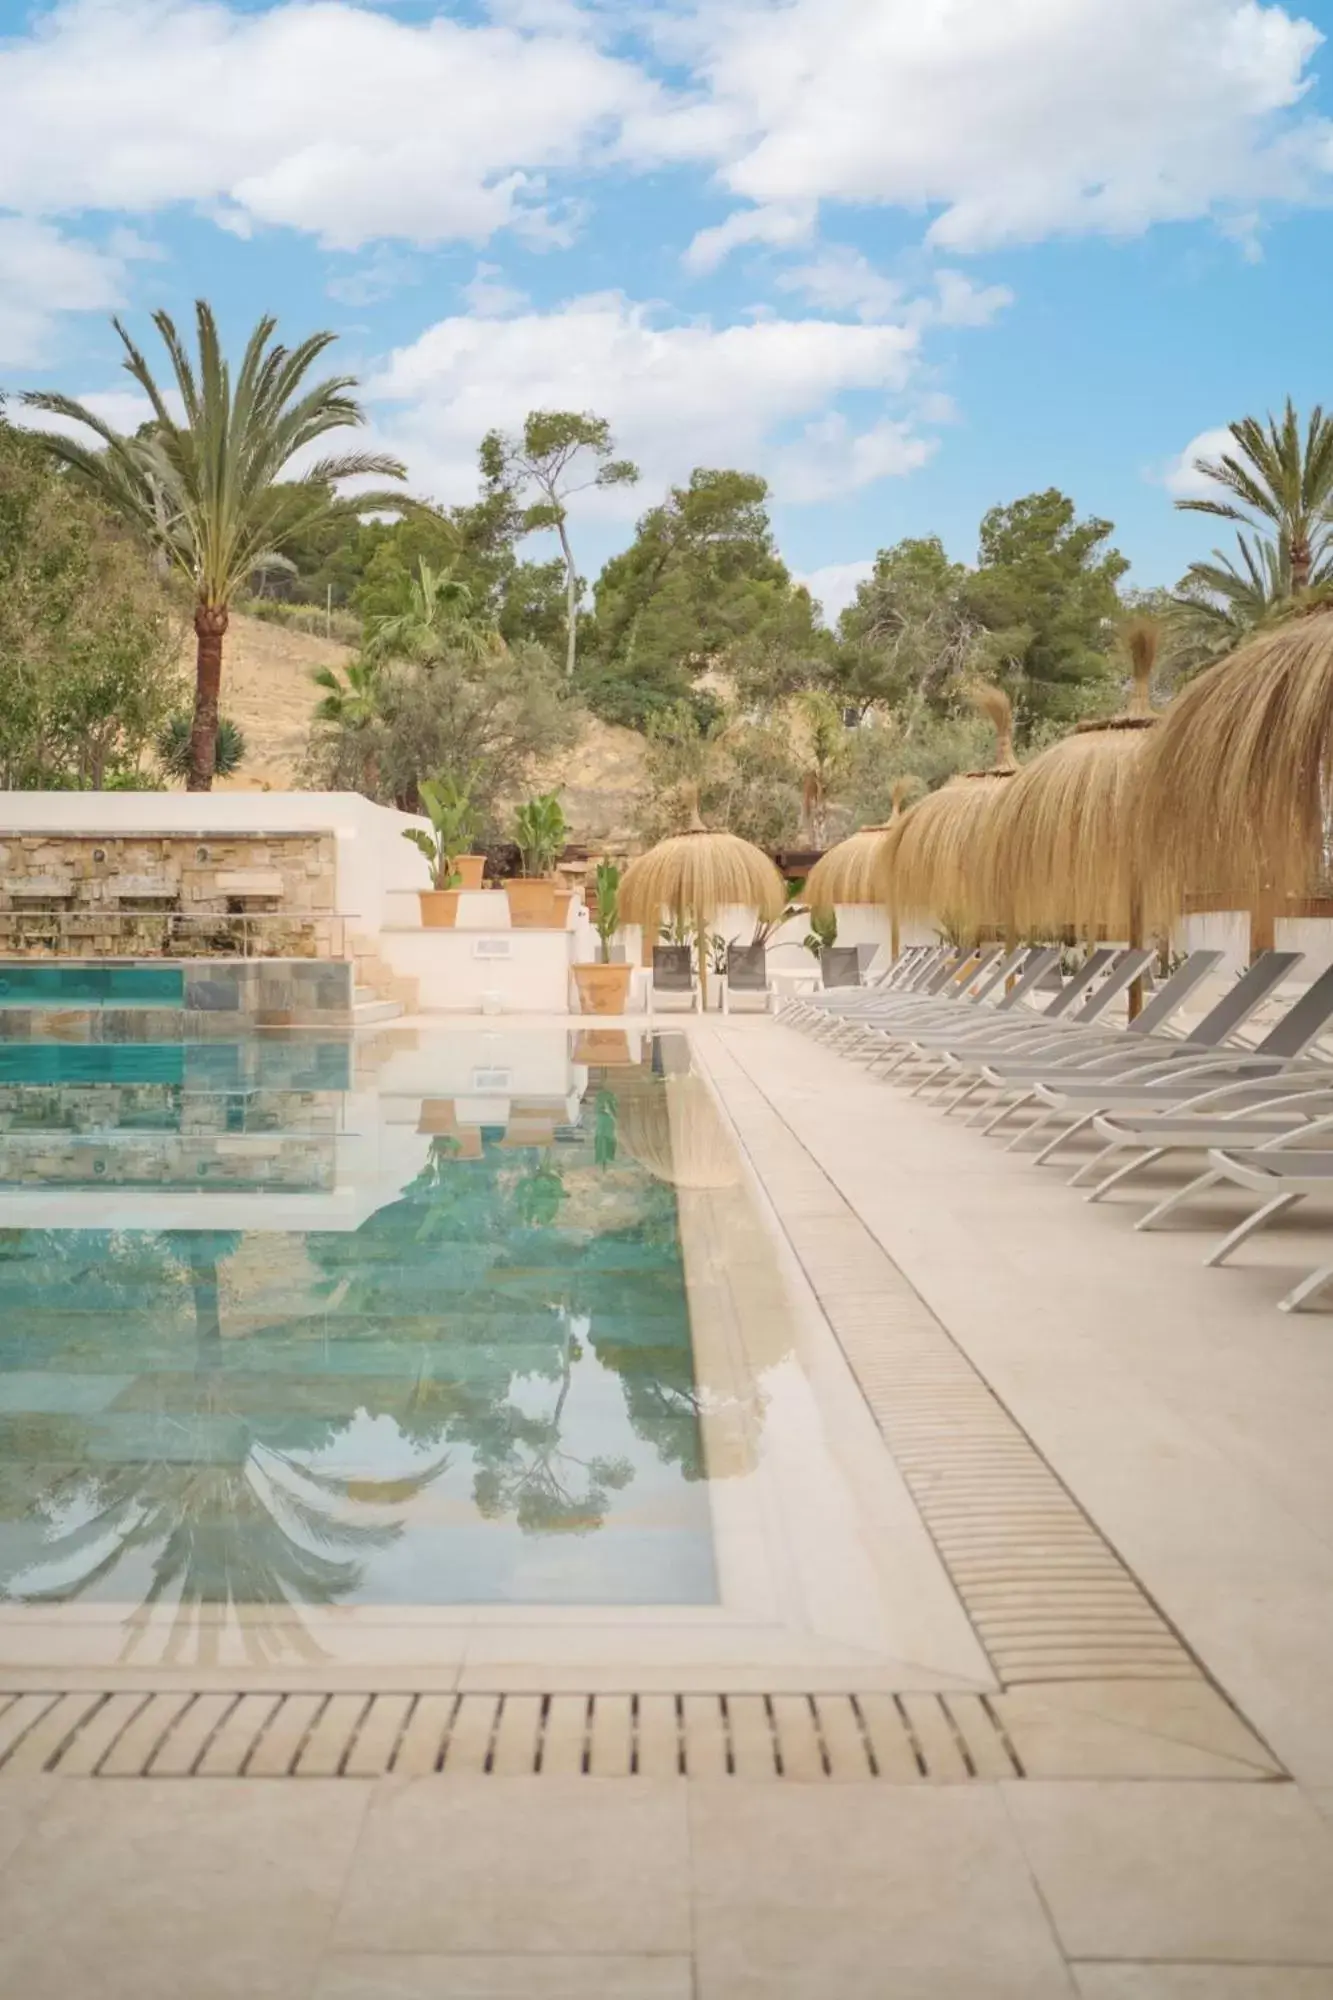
[513,791,567,878]
[513,1159,567,1229]
[594,1090,618,1168]
[591,860,621,964]
[803,909,837,958]
[403,772,478,890]
[159,713,246,781]
[657,911,693,947]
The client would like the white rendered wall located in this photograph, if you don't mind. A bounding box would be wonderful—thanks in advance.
[377,925,577,1012]
[1171,911,1251,977]
[1277,918,1333,983]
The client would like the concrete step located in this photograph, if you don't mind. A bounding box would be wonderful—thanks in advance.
[352,997,403,1025]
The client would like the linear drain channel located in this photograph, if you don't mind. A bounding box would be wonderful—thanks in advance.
[0,1691,1024,1782]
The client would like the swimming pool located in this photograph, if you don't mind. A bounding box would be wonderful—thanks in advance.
[0,1023,992,1691]
[0,1031,717,1617]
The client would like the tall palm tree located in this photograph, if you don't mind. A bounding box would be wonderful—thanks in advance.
[1175,400,1333,595]
[22,301,407,789]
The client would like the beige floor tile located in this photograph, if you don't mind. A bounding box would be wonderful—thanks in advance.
[994,1680,1283,1781]
[1074,1971,1333,1999]
[0,1778,368,2000]
[690,1783,1070,1998]
[0,1776,60,1870]
[1006,1782,1333,1964]
[315,1954,693,1999]
[335,1778,690,1956]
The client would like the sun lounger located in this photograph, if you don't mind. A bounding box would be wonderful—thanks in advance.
[993,960,1333,1173]
[914,948,1156,1103]
[1075,1078,1333,1209]
[975,951,1302,1146]
[1160,1126,1333,1310]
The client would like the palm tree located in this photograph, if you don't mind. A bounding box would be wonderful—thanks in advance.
[1175,401,1333,595]
[365,556,499,664]
[22,301,407,789]
[1171,532,1290,668]
[312,658,380,727]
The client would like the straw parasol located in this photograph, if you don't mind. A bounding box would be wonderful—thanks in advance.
[618,791,785,1005]
[983,617,1162,1013]
[616,1073,741,1191]
[1137,604,1333,919]
[873,684,1018,938]
[806,778,921,959]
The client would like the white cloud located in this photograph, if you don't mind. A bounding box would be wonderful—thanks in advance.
[772,412,934,502]
[777,247,903,321]
[462,264,530,317]
[0,218,125,368]
[1162,425,1237,498]
[670,0,1331,256]
[799,558,875,623]
[0,0,668,252]
[684,202,814,274]
[368,291,924,508]
[927,269,1015,327]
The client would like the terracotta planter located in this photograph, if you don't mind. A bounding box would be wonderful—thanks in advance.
[455,855,486,891]
[505,878,558,928]
[418,889,460,928]
[573,962,634,1015]
[553,887,575,928]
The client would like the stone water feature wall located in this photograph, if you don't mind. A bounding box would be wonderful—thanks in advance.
[0,830,337,957]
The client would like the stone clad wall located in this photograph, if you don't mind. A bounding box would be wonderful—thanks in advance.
[0,831,336,957]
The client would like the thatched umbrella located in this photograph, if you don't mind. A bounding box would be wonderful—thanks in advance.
[984,619,1161,1015]
[619,793,785,1006]
[1138,605,1333,921]
[806,778,921,959]
[873,685,1018,938]
[616,1073,740,1191]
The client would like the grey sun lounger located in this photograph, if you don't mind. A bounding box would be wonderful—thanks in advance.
[1075,1078,1333,1210]
[1152,1128,1333,1311]
[911,948,1156,1103]
[810,945,1006,1045]
[927,949,1220,1117]
[994,960,1333,1171]
[836,946,1058,1067]
[975,951,1303,1147]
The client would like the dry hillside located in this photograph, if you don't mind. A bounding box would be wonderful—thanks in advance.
[201,611,647,843]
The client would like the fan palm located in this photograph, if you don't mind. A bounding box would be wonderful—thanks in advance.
[1175,401,1333,595]
[22,300,407,789]
[365,556,499,664]
[312,658,380,727]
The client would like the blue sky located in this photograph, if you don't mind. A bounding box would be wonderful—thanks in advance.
[2,0,1332,620]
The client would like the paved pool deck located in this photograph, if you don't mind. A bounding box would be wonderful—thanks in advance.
[3,1009,1333,1996]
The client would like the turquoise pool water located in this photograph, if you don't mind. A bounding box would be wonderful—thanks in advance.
[0,1034,718,1611]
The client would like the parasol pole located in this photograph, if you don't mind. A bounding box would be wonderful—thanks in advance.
[1124,626,1155,1022]
[694,903,708,1009]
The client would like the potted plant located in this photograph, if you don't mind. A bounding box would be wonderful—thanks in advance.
[573,861,634,1014]
[403,775,478,928]
[506,792,569,928]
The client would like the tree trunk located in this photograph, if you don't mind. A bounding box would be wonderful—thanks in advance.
[1293,534,1312,595]
[188,604,229,792]
[556,517,578,681]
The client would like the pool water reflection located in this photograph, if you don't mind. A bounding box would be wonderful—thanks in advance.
[0,1031,723,1622]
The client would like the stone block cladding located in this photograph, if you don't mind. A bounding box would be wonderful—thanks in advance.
[0,831,336,958]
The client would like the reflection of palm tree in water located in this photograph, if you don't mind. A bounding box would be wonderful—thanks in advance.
[11,1228,449,1666]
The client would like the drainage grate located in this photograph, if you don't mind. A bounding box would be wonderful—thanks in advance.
[713,1038,1198,1688]
[0,1691,1024,1782]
